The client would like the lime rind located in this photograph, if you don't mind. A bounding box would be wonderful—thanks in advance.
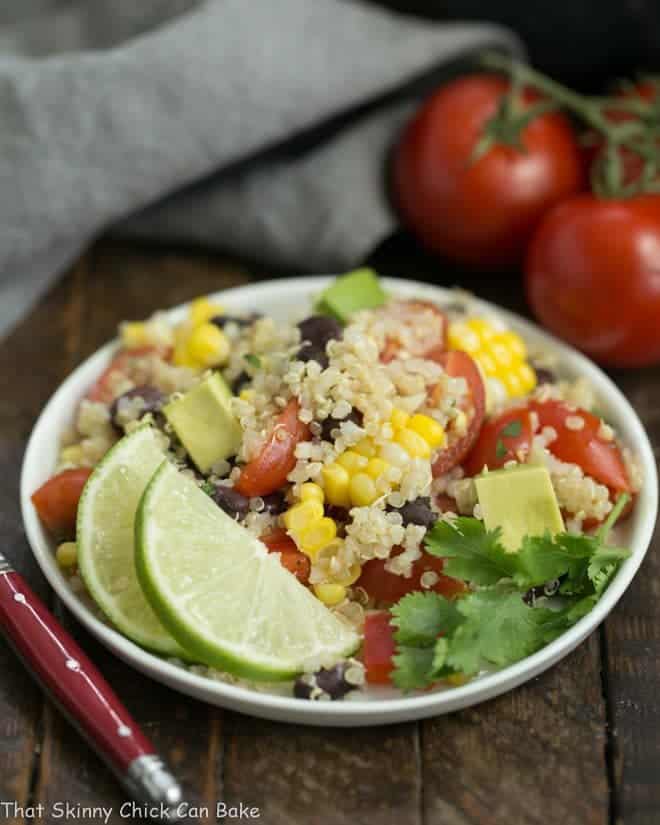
[135,461,359,681]
[76,425,186,657]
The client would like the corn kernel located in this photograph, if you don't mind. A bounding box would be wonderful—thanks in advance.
[488,340,515,370]
[408,414,445,449]
[299,483,324,504]
[172,338,197,368]
[313,583,347,606]
[189,297,223,327]
[498,330,527,361]
[335,564,362,587]
[395,428,432,459]
[390,408,410,430]
[186,323,230,367]
[56,542,78,569]
[321,463,351,507]
[364,457,390,481]
[518,363,537,394]
[448,322,480,354]
[298,517,337,558]
[120,322,148,349]
[349,473,379,506]
[283,500,324,533]
[446,672,470,687]
[379,442,412,469]
[501,370,524,398]
[476,351,498,377]
[337,450,368,474]
[239,388,255,401]
[467,317,497,342]
[353,438,377,458]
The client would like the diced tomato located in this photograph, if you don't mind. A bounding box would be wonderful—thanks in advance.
[31,468,92,538]
[235,399,310,497]
[529,400,630,493]
[377,299,448,363]
[357,547,467,606]
[363,612,397,684]
[86,346,168,404]
[434,493,458,514]
[428,351,486,476]
[260,529,310,584]
[463,408,533,476]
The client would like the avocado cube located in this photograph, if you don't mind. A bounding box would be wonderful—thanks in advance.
[163,373,242,473]
[475,464,564,552]
[316,268,387,323]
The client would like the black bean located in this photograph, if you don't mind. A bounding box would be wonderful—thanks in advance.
[109,385,165,430]
[297,315,343,368]
[523,577,562,606]
[261,491,286,515]
[231,371,251,395]
[211,313,261,328]
[212,485,250,520]
[293,662,358,701]
[319,408,363,442]
[388,496,436,529]
[531,365,557,386]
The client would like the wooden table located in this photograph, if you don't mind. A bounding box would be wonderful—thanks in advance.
[1,238,659,825]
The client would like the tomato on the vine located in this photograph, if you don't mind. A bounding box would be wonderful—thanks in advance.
[526,194,660,367]
[393,74,585,268]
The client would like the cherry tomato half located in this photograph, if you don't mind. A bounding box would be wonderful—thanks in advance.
[429,351,486,477]
[393,74,585,268]
[86,346,168,404]
[260,529,311,585]
[235,399,310,497]
[357,548,467,606]
[526,194,660,367]
[32,467,92,538]
[529,400,630,493]
[363,612,397,685]
[377,299,448,363]
[463,408,533,476]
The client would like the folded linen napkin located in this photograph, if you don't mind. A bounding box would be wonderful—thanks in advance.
[0,0,521,337]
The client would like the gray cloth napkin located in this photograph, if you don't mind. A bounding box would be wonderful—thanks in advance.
[0,0,522,338]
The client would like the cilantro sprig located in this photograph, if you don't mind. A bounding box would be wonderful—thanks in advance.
[389,495,631,691]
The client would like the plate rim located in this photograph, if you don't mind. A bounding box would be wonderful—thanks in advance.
[20,276,658,726]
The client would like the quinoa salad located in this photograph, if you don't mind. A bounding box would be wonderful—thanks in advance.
[32,270,643,701]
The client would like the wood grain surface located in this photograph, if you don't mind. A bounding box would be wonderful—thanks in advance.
[0,238,657,825]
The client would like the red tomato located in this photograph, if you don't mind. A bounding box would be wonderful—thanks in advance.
[429,351,486,476]
[235,399,310,497]
[377,299,448,363]
[463,408,533,476]
[31,468,92,537]
[357,547,467,606]
[363,612,396,685]
[393,74,585,268]
[86,346,167,404]
[260,529,311,585]
[434,493,458,514]
[526,195,660,367]
[529,400,630,493]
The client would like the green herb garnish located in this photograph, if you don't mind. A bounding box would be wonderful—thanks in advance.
[243,353,262,369]
[501,419,522,438]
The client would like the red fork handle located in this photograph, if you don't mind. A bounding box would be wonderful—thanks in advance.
[0,569,182,810]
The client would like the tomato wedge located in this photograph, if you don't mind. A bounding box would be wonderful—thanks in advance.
[363,612,397,685]
[32,468,92,538]
[235,399,310,497]
[261,530,311,584]
[463,408,533,476]
[529,400,630,493]
[429,351,486,477]
[377,299,448,363]
[357,547,467,605]
[86,346,167,404]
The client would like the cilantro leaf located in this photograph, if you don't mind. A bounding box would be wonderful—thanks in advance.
[513,532,595,591]
[501,419,522,438]
[588,546,630,595]
[426,518,516,586]
[391,591,462,647]
[495,440,508,460]
[243,353,262,369]
[391,646,437,691]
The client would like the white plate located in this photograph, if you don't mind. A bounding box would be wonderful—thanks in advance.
[20,277,658,726]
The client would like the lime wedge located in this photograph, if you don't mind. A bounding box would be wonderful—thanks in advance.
[135,461,359,680]
[76,426,186,657]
